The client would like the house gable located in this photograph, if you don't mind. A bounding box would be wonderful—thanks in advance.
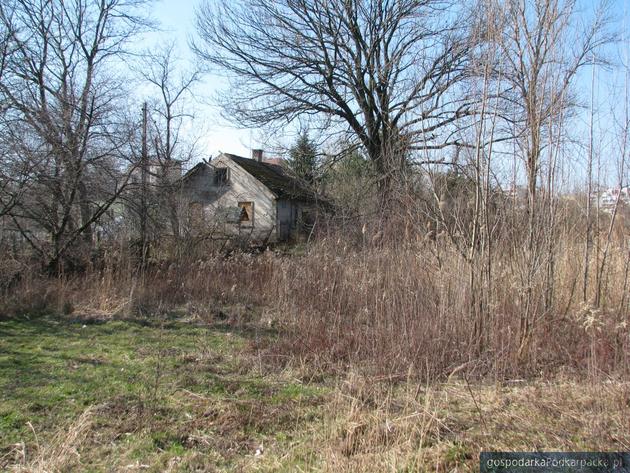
[178,153,322,243]
[212,154,278,203]
[182,154,277,240]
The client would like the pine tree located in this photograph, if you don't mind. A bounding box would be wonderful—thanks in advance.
[287,133,318,184]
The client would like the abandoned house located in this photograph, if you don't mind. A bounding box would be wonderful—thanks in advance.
[179,150,322,243]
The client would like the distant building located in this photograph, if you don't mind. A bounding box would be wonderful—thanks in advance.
[130,159,183,187]
[598,186,630,212]
[502,184,528,202]
[261,157,284,166]
[179,150,323,243]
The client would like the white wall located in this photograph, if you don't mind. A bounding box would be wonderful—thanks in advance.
[181,155,279,242]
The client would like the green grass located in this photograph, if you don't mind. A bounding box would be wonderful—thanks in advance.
[0,313,326,472]
[2,313,628,472]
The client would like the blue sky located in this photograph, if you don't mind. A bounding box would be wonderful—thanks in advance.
[145,0,262,162]
[144,0,629,188]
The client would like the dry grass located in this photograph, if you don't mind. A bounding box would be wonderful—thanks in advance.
[8,372,627,472]
[264,238,629,380]
[2,210,630,470]
[9,406,97,473]
[252,372,630,472]
[2,230,629,381]
[1,303,628,471]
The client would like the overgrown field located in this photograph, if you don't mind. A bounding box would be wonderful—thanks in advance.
[0,310,327,471]
[1,309,629,472]
[2,234,630,471]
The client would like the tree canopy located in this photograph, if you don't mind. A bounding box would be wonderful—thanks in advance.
[194,0,474,199]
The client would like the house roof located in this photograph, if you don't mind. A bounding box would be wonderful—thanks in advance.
[180,161,211,182]
[222,153,319,202]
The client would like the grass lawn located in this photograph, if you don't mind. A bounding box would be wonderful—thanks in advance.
[1,311,629,472]
[0,312,326,472]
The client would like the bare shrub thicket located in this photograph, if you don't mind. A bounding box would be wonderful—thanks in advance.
[2,201,628,381]
[0,0,628,383]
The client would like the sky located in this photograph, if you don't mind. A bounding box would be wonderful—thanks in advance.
[143,0,262,162]
[142,0,630,187]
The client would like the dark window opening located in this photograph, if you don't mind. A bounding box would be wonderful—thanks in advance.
[214,168,228,186]
[238,201,253,223]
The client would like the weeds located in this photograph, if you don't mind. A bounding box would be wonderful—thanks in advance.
[2,231,628,381]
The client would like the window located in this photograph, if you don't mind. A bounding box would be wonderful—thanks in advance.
[214,168,228,186]
[238,201,253,224]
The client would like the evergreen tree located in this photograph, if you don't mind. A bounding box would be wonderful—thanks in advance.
[323,147,375,213]
[287,133,318,184]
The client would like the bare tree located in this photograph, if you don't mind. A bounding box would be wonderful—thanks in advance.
[498,0,610,222]
[0,7,26,219]
[193,0,475,205]
[0,0,152,272]
[596,41,630,309]
[133,42,201,241]
[583,57,596,302]
[491,0,613,358]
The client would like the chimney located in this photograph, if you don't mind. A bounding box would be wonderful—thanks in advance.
[252,149,263,162]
